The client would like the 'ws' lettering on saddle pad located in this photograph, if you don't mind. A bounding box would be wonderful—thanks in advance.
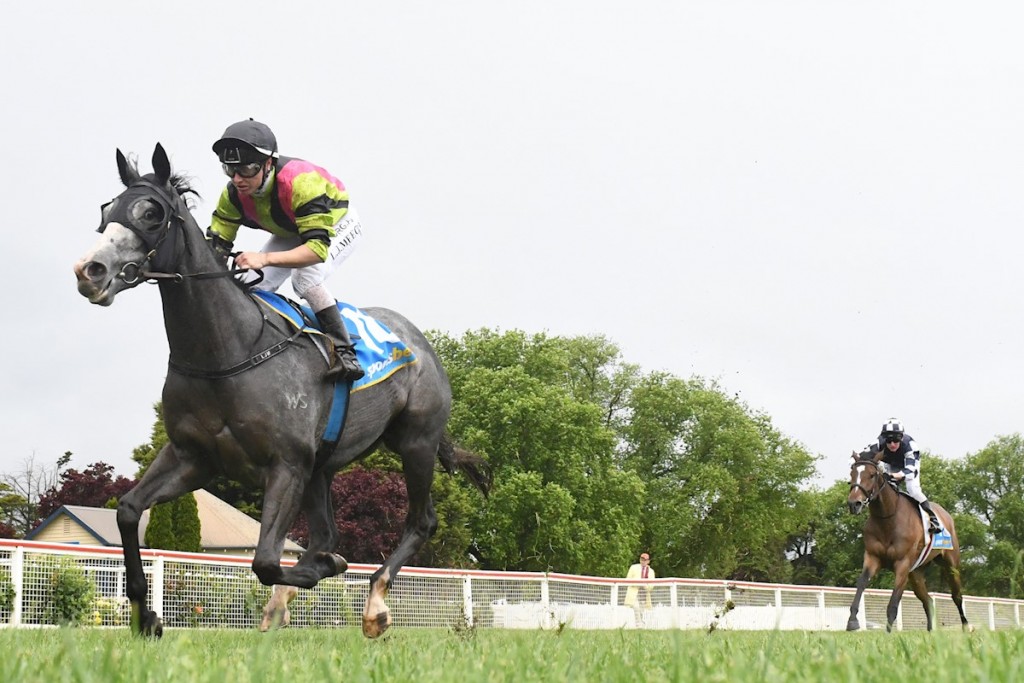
[250,290,417,391]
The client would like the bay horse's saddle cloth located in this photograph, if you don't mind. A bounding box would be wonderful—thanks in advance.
[898,492,954,570]
[250,290,417,391]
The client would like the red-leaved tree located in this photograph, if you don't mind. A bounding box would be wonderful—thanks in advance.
[288,466,407,564]
[35,462,136,524]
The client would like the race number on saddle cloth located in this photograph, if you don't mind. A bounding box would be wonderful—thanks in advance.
[251,290,417,390]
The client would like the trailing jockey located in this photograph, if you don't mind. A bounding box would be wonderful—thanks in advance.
[872,418,942,535]
[208,118,364,382]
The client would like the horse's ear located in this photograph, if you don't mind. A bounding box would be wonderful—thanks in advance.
[850,452,858,465]
[152,143,171,184]
[116,148,136,187]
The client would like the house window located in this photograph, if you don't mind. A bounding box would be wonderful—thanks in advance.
[63,516,71,535]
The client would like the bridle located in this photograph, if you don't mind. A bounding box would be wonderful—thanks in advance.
[849,459,886,506]
[98,178,262,287]
[97,177,306,380]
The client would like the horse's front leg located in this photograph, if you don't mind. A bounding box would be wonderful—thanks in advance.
[252,463,345,589]
[886,560,913,632]
[117,443,209,637]
[847,557,879,631]
[259,472,346,630]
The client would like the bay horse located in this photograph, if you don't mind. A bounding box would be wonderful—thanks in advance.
[73,144,489,638]
[846,449,969,632]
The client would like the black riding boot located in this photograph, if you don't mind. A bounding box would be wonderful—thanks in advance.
[314,306,364,382]
[921,500,941,535]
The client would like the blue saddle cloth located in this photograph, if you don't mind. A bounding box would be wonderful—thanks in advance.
[250,290,417,392]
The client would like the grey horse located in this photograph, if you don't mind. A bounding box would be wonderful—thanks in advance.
[73,144,489,638]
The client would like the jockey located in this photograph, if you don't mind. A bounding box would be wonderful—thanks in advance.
[874,418,941,535]
[208,119,364,382]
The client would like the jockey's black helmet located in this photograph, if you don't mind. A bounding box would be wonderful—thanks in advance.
[881,418,904,439]
[212,119,279,164]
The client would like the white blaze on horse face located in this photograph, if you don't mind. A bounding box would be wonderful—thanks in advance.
[75,222,148,305]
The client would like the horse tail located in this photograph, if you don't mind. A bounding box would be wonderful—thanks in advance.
[438,433,492,497]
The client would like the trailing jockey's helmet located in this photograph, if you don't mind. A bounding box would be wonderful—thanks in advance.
[881,418,904,440]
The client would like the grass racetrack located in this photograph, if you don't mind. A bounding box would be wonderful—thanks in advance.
[0,627,1019,682]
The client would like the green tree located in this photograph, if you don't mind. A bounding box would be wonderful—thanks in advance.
[620,374,817,582]
[435,329,647,575]
[951,435,1024,597]
[144,494,201,552]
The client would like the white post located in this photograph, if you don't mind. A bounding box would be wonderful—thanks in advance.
[540,575,551,629]
[817,590,826,630]
[151,556,164,618]
[670,583,678,629]
[988,601,996,632]
[775,588,783,628]
[462,573,474,627]
[10,546,24,627]
[895,596,903,631]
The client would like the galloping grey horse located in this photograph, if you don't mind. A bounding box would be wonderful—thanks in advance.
[73,144,488,638]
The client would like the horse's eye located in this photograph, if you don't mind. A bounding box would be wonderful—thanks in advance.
[129,199,164,227]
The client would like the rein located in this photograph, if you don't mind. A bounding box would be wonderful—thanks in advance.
[106,179,299,380]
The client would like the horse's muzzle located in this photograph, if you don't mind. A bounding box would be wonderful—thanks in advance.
[74,259,115,306]
[848,500,865,515]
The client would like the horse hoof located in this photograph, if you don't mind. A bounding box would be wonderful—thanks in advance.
[140,613,164,638]
[330,553,348,575]
[259,608,291,632]
[846,620,859,632]
[362,610,391,638]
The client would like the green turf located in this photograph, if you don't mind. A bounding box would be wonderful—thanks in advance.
[0,626,1017,683]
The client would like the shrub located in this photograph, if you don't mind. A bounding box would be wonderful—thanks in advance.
[0,568,15,621]
[46,557,95,626]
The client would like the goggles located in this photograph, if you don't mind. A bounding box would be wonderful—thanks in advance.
[222,162,264,178]
[884,435,902,444]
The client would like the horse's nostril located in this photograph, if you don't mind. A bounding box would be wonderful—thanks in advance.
[85,262,107,280]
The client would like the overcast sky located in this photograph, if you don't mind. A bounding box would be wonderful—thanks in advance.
[2,2,1021,490]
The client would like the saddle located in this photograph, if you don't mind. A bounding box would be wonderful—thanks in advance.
[250,290,417,391]
[895,490,954,552]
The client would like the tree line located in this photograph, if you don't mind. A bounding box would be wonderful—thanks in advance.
[3,328,1022,598]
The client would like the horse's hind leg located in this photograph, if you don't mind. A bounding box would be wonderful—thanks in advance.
[117,443,210,636]
[363,432,440,638]
[907,571,934,631]
[938,554,971,631]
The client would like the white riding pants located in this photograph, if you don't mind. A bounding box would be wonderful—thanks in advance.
[904,475,928,504]
[252,207,363,312]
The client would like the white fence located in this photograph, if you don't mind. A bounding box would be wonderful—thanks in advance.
[1,539,1021,631]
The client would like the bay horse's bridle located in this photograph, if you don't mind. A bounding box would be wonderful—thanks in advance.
[849,458,887,506]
